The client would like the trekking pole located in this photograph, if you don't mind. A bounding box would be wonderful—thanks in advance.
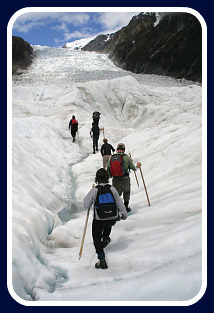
[129,153,139,187]
[103,127,105,138]
[77,120,79,141]
[79,208,90,260]
[79,184,94,260]
[139,166,151,206]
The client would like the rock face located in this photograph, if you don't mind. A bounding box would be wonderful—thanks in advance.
[12,36,33,74]
[83,13,202,82]
[81,34,114,52]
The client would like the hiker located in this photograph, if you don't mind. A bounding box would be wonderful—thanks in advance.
[90,122,104,154]
[83,168,127,269]
[101,138,115,169]
[92,111,101,126]
[107,143,141,213]
[69,115,78,142]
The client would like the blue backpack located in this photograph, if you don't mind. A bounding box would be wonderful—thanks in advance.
[94,184,117,219]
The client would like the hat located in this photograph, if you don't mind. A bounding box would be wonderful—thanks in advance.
[117,143,125,151]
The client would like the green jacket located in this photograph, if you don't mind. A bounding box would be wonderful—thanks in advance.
[107,152,136,175]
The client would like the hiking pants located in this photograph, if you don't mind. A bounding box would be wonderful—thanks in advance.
[71,129,77,141]
[92,219,116,259]
[92,135,99,152]
[112,176,131,203]
[102,155,111,169]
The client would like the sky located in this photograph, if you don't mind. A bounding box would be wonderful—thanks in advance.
[12,11,139,47]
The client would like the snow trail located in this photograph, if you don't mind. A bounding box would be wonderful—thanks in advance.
[11,46,203,303]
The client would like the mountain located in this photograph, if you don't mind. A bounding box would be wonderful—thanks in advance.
[82,12,202,82]
[12,36,33,74]
[80,34,114,52]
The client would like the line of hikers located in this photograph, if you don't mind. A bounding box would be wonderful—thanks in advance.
[69,112,143,269]
[69,112,102,152]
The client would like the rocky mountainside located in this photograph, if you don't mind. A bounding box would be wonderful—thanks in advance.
[82,13,202,82]
[12,36,33,74]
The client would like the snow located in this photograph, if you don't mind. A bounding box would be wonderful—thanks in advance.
[9,44,205,305]
[154,13,162,27]
[63,36,97,50]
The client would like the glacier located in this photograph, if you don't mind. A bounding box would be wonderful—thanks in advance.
[9,45,205,305]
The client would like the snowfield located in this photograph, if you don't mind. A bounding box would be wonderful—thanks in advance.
[9,45,205,305]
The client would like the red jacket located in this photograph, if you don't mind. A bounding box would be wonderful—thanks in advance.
[69,119,78,130]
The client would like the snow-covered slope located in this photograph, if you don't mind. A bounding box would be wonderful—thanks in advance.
[10,46,204,304]
[63,36,97,50]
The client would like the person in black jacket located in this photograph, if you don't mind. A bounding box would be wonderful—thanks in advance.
[90,122,100,154]
[101,138,115,169]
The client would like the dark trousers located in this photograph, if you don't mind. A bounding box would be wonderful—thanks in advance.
[92,219,116,259]
[92,135,99,152]
[71,130,77,141]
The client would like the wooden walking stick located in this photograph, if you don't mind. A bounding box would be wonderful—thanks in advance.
[79,207,90,259]
[77,120,79,141]
[129,153,139,187]
[79,184,94,260]
[139,166,151,206]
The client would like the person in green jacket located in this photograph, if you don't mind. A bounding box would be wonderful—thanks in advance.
[107,143,141,212]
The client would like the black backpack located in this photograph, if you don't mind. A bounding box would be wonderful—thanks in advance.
[94,184,117,219]
[93,111,101,120]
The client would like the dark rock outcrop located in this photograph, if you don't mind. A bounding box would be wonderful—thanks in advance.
[12,36,33,74]
[82,34,114,52]
[83,13,202,82]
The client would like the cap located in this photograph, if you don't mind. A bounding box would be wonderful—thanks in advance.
[117,143,125,151]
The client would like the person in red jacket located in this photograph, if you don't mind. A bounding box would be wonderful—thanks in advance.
[69,115,78,142]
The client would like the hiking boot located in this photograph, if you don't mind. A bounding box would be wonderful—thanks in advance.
[95,259,108,269]
[124,201,131,213]
[126,206,131,213]
[102,237,111,248]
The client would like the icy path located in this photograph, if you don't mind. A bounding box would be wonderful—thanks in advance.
[11,46,203,303]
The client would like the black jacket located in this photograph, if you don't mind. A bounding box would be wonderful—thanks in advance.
[101,143,115,156]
